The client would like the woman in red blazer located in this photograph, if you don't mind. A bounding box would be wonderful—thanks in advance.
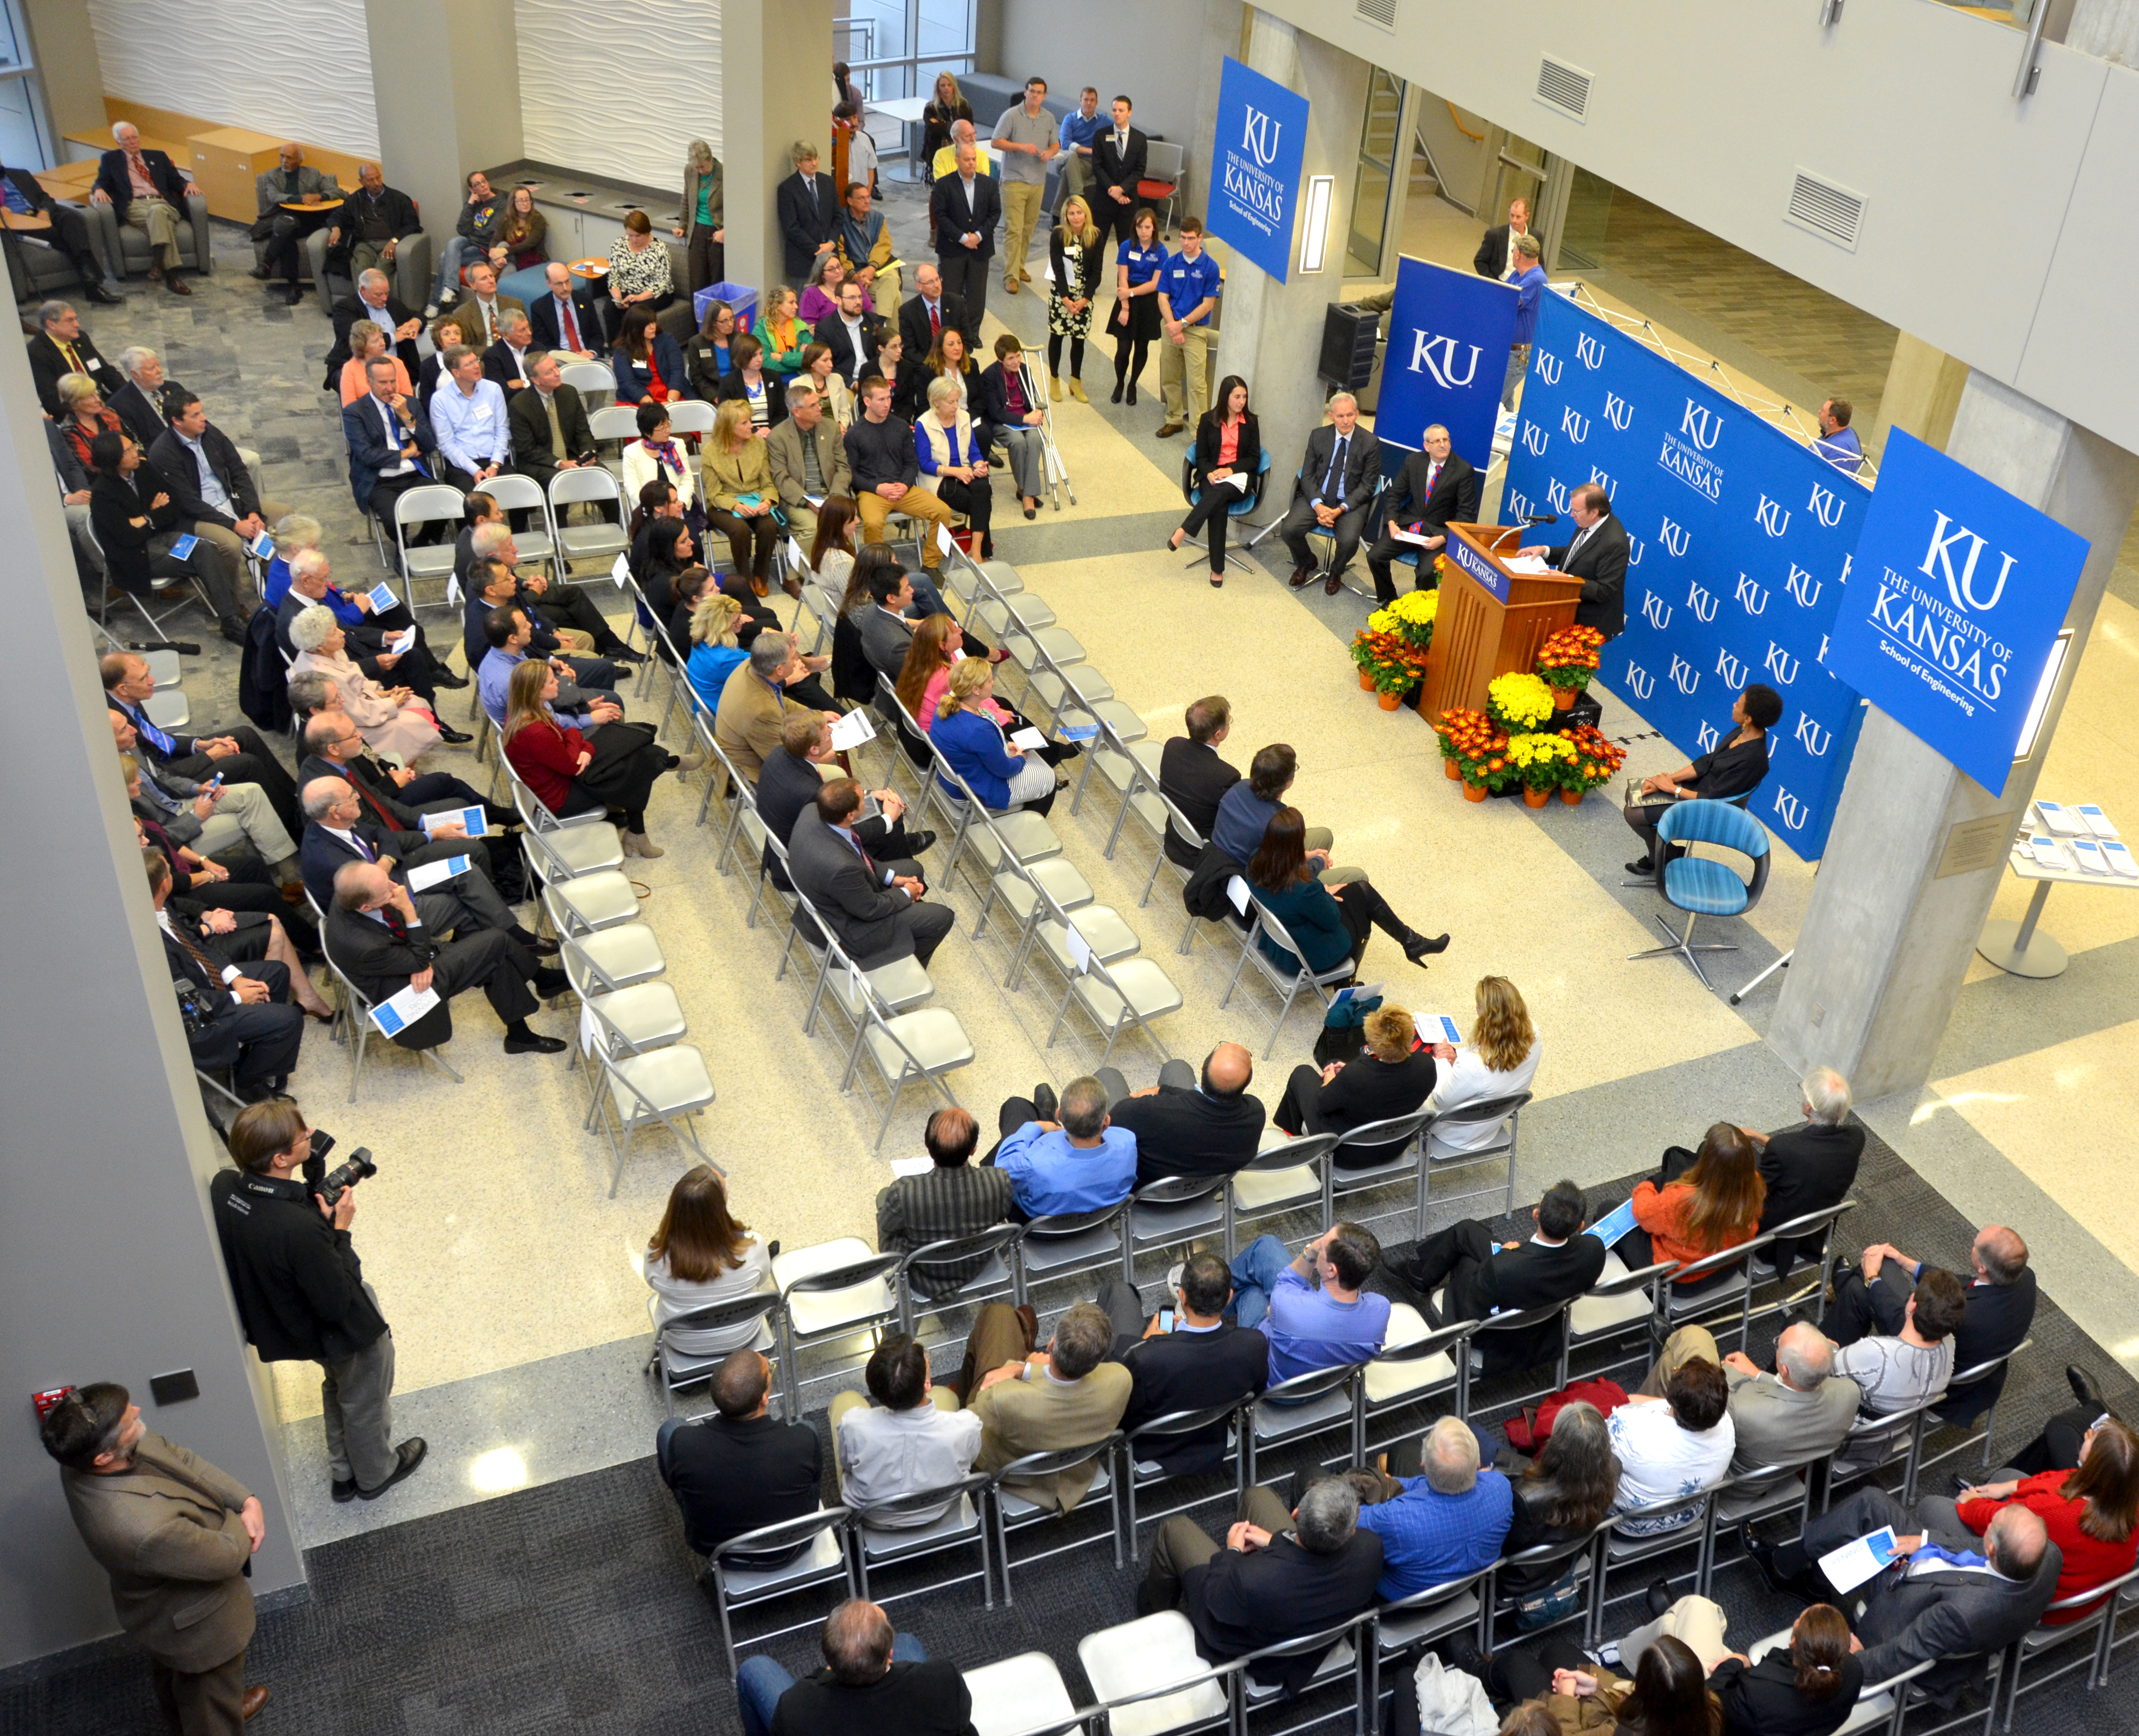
[1952,1418,2139,1622]
[500,659,691,858]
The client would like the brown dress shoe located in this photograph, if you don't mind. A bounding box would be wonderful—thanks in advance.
[165,273,192,296]
[1287,565,1313,588]
[242,1685,271,1720]
[1324,573,1343,596]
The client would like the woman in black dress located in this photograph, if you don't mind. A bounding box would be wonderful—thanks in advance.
[1624,682,1782,878]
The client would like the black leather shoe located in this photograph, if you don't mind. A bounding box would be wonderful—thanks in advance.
[522,934,561,957]
[330,1475,357,1503]
[1110,380,1125,404]
[1403,931,1451,964]
[530,967,570,998]
[2070,1364,2109,1414]
[435,722,473,745]
[1741,1523,1792,1597]
[1645,1579,1674,1619]
[504,1030,569,1055]
[84,279,124,305]
[611,644,651,664]
[1032,1082,1058,1123]
[1626,856,1655,877]
[1324,573,1344,596]
[1443,1634,1491,1682]
[1288,565,1313,588]
[429,665,470,689]
[356,1438,427,1498]
[904,829,937,856]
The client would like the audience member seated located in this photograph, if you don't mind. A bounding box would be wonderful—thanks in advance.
[801,342,854,428]
[428,170,501,315]
[344,357,440,532]
[1424,975,1541,1159]
[1606,1355,1733,1532]
[505,352,599,498]
[685,590,750,717]
[755,285,809,385]
[1363,423,1479,605]
[120,738,301,908]
[1356,1416,1514,1600]
[328,161,422,286]
[661,565,714,666]
[914,374,995,557]
[416,314,469,411]
[1212,742,1352,877]
[633,516,696,623]
[108,345,184,450]
[787,777,951,967]
[1498,1399,1620,1595]
[611,306,688,406]
[656,1349,820,1564]
[962,1299,1130,1513]
[642,1165,776,1358]
[835,178,898,317]
[736,1599,969,1736]
[296,712,511,847]
[87,429,247,642]
[845,375,958,567]
[1273,1005,1440,1168]
[701,399,779,592]
[1143,1475,1383,1697]
[991,1075,1137,1219]
[105,679,303,858]
[1945,1418,2139,1622]
[1400,1179,1604,1374]
[54,368,122,475]
[469,510,633,664]
[326,269,422,390]
[621,401,699,527]
[94,121,198,294]
[1480,1635,1733,1736]
[976,333,1048,515]
[1828,1225,2035,1423]
[932,661,1062,816]
[810,268,875,381]
[336,320,411,406]
[1229,1223,1389,1379]
[427,345,511,493]
[685,300,738,399]
[443,260,524,352]
[528,261,600,360]
[1160,695,1239,866]
[287,607,442,762]
[606,209,675,320]
[1747,1493,2060,1712]
[501,660,692,859]
[1828,1264,1967,1474]
[715,634,833,786]
[1096,1045,1265,1186]
[324,861,567,1055]
[1746,1066,1863,1276]
[768,382,851,550]
[715,332,787,438]
[1628,1123,1765,1292]
[1675,1320,1860,1489]
[278,544,447,703]
[1093,1251,1268,1475]
[147,850,304,1101]
[477,605,623,729]
[1624,682,1782,880]
[1244,805,1446,978]
[876,1106,1015,1298]
[858,562,928,695]
[829,1334,981,1524]
[28,300,115,420]
[757,713,930,881]
[495,187,546,272]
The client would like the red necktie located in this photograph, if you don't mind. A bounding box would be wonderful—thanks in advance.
[561,298,580,350]
[929,303,940,336]
[353,780,397,828]
[1427,462,1441,495]
[382,907,408,940]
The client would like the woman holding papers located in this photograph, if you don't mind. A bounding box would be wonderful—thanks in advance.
[1166,375,1261,587]
[1425,976,1543,1159]
[501,659,697,859]
[1628,1124,1765,1292]
[1624,683,1781,879]
[931,659,1062,815]
[1270,1002,1439,1171]
[286,606,440,762]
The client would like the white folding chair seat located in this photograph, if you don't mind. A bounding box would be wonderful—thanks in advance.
[564,921,667,988]
[1016,1205,1127,1288]
[1362,1304,1459,1405]
[980,853,1095,935]
[1033,906,1142,976]
[977,591,1058,635]
[1568,1251,1651,1337]
[580,981,686,1051]
[1375,1589,1483,1651]
[1228,1130,1324,1214]
[514,780,623,852]
[144,687,191,730]
[1056,956,1183,1069]
[861,1007,974,1082]
[718,1523,845,1598]
[996,1458,1112,1526]
[857,1490,985,1565]
[772,1237,899,1340]
[1005,625,1086,671]
[963,1650,1079,1736]
[1077,1612,1228,1736]
[563,361,619,404]
[966,806,1063,868]
[1026,662,1114,724]
[549,467,629,566]
[820,953,935,1021]
[979,557,1026,594]
[542,869,640,933]
[597,1042,715,1195]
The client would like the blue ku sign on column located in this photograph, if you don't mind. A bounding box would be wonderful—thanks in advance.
[1208,56,1310,284]
[1825,428,2090,794]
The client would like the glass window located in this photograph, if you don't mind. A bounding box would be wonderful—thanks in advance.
[1346,69,1405,278]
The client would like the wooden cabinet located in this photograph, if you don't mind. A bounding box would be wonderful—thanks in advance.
[187,127,286,223]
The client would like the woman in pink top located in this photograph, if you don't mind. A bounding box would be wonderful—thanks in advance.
[1166,374,1261,588]
[897,614,1000,734]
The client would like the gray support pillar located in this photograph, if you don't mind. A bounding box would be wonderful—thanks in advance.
[1209,9,1371,480]
[0,296,301,1668]
[365,0,525,247]
[723,0,836,294]
[1768,374,2139,1100]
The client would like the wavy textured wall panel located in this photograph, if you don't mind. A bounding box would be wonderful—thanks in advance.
[85,0,381,158]
[514,0,720,190]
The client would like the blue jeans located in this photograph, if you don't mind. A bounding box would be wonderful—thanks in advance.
[1228,1235,1294,1332]
[655,1414,683,1480]
[737,1633,927,1736]
[433,236,475,304]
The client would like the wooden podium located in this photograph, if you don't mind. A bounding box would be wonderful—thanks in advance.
[1415,523,1586,717]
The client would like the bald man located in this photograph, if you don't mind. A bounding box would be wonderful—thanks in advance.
[735,1599,968,1736]
[1826,1225,2037,1422]
[1096,1046,1267,1186]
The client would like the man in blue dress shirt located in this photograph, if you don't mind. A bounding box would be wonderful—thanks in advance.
[1055,87,1106,212]
[1354,1416,1514,1600]
[1814,397,1865,475]
[990,1075,1137,1220]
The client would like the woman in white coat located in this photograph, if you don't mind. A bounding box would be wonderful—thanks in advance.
[1425,975,1541,1158]
[286,606,442,763]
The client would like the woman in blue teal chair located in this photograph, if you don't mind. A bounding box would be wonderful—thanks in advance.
[1243,806,1446,976]
[1624,681,1782,879]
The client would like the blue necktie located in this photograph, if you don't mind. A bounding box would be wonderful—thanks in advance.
[1321,436,1347,503]
[1910,1543,1986,1572]
[132,704,178,757]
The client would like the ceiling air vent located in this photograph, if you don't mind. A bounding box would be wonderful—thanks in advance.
[1354,0,1396,30]
[1784,169,1866,251]
[1535,57,1592,122]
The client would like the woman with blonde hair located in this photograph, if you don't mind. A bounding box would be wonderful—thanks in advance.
[755,285,809,383]
[1272,1000,1442,1169]
[1045,195,1104,401]
[337,319,412,405]
[914,374,994,557]
[932,658,1062,816]
[700,396,778,591]
[685,588,750,717]
[921,71,973,177]
[642,1165,773,1356]
[1424,975,1543,1158]
[671,138,725,291]
[1630,1124,1766,1291]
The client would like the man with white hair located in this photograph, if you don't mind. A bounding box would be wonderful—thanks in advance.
[109,346,184,450]
[324,269,422,391]
[1277,393,1383,596]
[1744,1066,1865,1274]
[276,546,446,705]
[1353,1415,1513,1599]
[91,121,197,294]
[1649,1318,1858,1492]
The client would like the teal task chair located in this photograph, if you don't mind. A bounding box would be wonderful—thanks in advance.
[1630,799,1770,989]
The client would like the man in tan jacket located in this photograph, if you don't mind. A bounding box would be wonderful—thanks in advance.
[765,379,854,552]
[966,1300,1130,1512]
[43,1382,269,1730]
[715,633,835,786]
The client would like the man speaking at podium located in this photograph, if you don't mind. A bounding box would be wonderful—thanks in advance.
[1518,481,1627,639]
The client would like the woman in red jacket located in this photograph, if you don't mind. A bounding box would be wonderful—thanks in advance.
[500,659,694,859]
[1950,1417,2139,1622]
[1628,1123,1765,1294]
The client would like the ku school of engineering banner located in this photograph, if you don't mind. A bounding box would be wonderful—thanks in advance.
[1373,255,1518,476]
[1500,290,1869,859]
[1826,429,2090,795]
[1207,57,1309,283]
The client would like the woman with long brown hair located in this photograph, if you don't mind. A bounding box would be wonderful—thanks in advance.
[500,657,695,858]
[808,495,860,592]
[1630,1124,1766,1291]
[1243,806,1447,978]
[496,185,547,270]
[642,1165,772,1356]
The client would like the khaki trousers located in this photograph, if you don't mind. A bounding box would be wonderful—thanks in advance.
[126,195,184,271]
[1614,1592,1730,1675]
[1639,1323,1720,1398]
[1159,323,1213,429]
[1146,1485,1297,1610]
[194,782,298,866]
[856,484,956,569]
[865,265,902,320]
[151,1645,248,1735]
[1001,181,1045,288]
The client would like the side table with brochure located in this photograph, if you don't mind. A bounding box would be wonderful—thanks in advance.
[1977,799,2137,979]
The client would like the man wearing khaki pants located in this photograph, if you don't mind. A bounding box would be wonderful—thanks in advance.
[990,77,1059,297]
[1155,218,1221,438]
[92,122,198,294]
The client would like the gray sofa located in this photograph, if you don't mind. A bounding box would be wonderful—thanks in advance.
[3,203,102,301]
[88,192,213,280]
[302,225,431,312]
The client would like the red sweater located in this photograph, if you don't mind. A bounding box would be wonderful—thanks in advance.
[503,716,588,815]
[1956,1473,2138,1621]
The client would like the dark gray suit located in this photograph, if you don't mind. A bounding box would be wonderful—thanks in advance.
[1278,423,1383,582]
[786,810,951,967]
[856,604,916,697]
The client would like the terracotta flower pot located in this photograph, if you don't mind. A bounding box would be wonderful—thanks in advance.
[1359,668,1375,691]
[1550,686,1578,711]
[1522,784,1551,808]
[1461,781,1488,803]
[1377,690,1403,711]
[1444,756,1461,781]
[1560,786,1584,806]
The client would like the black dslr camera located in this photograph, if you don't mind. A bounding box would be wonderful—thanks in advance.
[301,1129,378,1209]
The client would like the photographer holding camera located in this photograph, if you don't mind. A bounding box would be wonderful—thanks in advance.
[210,1101,426,1502]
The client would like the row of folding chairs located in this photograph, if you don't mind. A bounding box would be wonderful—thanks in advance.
[367,468,631,611]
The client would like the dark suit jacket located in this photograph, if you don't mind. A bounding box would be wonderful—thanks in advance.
[1191,414,1260,488]
[1111,1083,1267,1186]
[1183,1528,1384,1695]
[1709,1650,1863,1736]
[148,423,261,529]
[110,376,183,451]
[929,172,1000,262]
[301,753,422,831]
[95,147,190,221]
[321,899,438,1004]
[327,292,422,383]
[1947,1268,2037,1418]
[299,817,430,911]
[1092,128,1149,206]
[505,382,595,487]
[1294,423,1381,515]
[660,1413,821,1558]
[755,746,900,889]
[481,338,538,393]
[787,809,922,965]
[1755,1121,1865,1260]
[88,471,177,590]
[1385,449,1480,538]
[1160,737,1240,868]
[1546,514,1630,637]
[527,287,602,355]
[898,290,967,357]
[714,367,791,429]
[811,311,881,386]
[1474,223,1516,279]
[28,328,113,418]
[1119,1321,1269,1475]
[777,170,841,280]
[1454,1233,1608,1373]
[342,391,438,514]
[326,184,421,270]
[1309,1051,1439,1162]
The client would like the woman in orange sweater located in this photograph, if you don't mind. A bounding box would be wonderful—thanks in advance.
[1628,1123,1765,1292]
[1948,1417,2139,1622]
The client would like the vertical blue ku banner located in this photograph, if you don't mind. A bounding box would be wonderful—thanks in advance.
[1825,429,2089,794]
[1374,255,1518,476]
[1208,56,1310,284]
[1501,291,1867,858]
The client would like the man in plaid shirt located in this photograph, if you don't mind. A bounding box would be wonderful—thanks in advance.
[876,1108,1016,1298]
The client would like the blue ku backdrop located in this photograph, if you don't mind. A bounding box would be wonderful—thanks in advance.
[1373,256,1517,481]
[1500,290,1869,859]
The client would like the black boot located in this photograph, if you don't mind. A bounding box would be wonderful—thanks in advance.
[1403,930,1450,965]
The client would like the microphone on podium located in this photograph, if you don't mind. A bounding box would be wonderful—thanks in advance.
[1519,513,1558,525]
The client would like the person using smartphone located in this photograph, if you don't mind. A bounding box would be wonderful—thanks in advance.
[1090,1252,1270,1478]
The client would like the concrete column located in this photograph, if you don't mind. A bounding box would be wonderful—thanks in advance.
[0,290,302,1667]
[1868,332,1969,462]
[1768,374,2139,1101]
[1209,9,1371,481]
[723,0,836,294]
[20,0,105,145]
[364,0,525,249]
[2065,0,2139,59]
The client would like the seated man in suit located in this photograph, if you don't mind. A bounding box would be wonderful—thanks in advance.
[1356,1416,1514,1600]
[481,309,539,395]
[465,524,632,675]
[1518,481,1629,639]
[505,352,601,498]
[1364,424,1480,605]
[1828,1227,2034,1426]
[735,1600,969,1736]
[93,122,198,294]
[1097,1045,1265,1187]
[101,652,304,842]
[28,299,114,418]
[657,1350,821,1564]
[897,263,966,358]
[476,606,622,729]
[1646,1318,1857,1490]
[147,849,303,1102]
[758,713,931,890]
[148,393,290,598]
[527,262,602,361]
[277,547,444,704]
[1144,1475,1384,1697]
[326,271,423,389]
[248,142,337,304]
[343,355,439,530]
[828,1335,981,1525]
[1093,1251,1268,1477]
[856,564,922,699]
[298,712,515,870]
[716,633,833,785]
[1160,696,1241,869]
[1748,1498,2060,1710]
[1397,1179,1608,1375]
[813,276,881,387]
[876,1107,1016,1299]
[1279,394,1382,596]
[2,170,118,305]
[326,861,566,1054]
[991,1076,1137,1220]
[963,1300,1130,1513]
[1742,1066,1865,1275]
[786,779,953,968]
[764,379,853,551]
[444,261,526,352]
[108,346,184,451]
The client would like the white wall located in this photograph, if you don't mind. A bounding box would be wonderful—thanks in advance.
[85,0,381,157]
[514,0,721,189]
[996,0,1220,160]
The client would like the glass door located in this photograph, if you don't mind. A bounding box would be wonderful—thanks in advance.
[1345,69,1406,278]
